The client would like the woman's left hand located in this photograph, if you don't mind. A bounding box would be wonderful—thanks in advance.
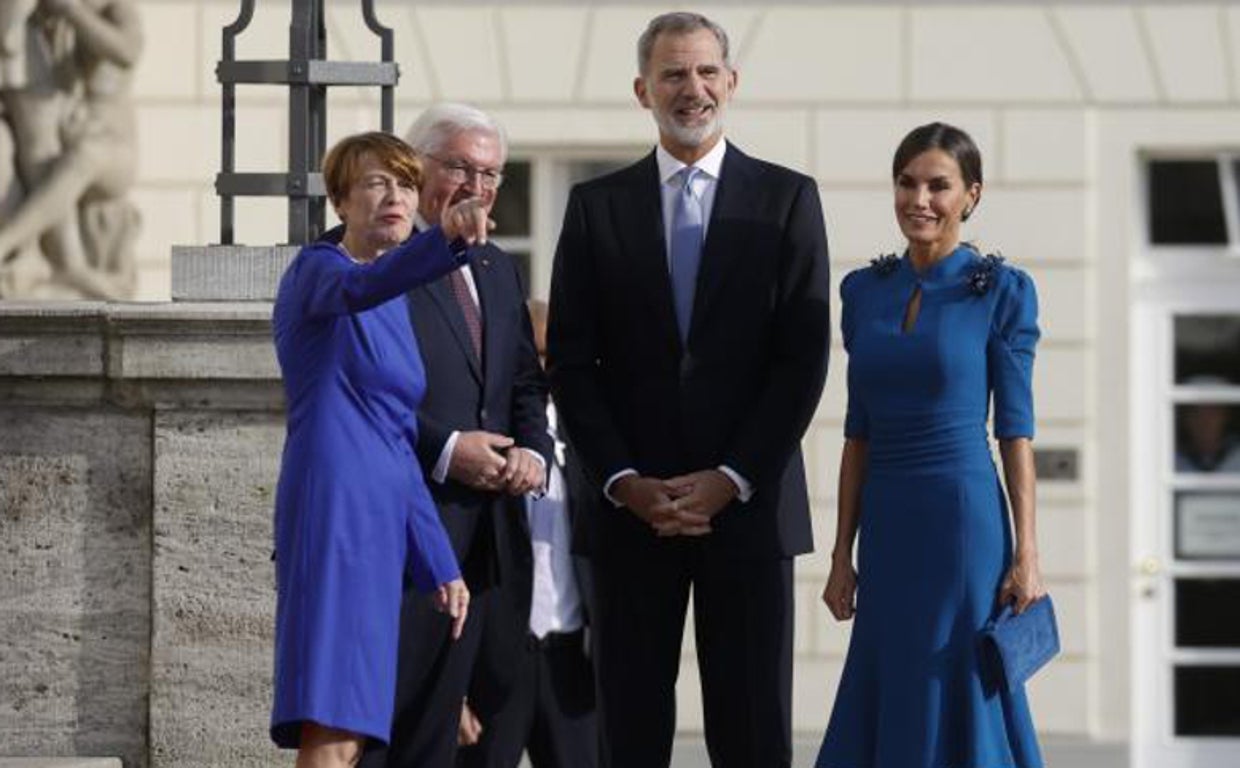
[434,578,471,640]
[998,555,1046,615]
[457,699,482,746]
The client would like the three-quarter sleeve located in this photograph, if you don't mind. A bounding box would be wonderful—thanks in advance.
[841,271,870,440]
[988,267,1041,439]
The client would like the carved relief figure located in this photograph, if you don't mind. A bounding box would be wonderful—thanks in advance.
[0,0,39,291]
[0,0,142,300]
[0,0,38,86]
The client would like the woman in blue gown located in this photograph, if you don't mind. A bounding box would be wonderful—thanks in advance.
[269,132,493,767]
[817,123,1047,768]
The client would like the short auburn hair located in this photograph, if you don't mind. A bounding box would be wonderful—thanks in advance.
[322,131,423,207]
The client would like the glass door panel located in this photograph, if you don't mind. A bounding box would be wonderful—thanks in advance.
[1175,579,1240,646]
[1175,492,1240,560]
[1173,405,1240,474]
[1175,666,1240,736]
[1174,315,1240,384]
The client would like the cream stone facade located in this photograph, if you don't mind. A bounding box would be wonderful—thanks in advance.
[13,0,1240,765]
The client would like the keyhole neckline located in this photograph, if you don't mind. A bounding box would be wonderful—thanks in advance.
[905,242,978,282]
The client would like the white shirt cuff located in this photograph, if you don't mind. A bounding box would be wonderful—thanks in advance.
[718,465,753,503]
[432,430,460,484]
[602,468,638,507]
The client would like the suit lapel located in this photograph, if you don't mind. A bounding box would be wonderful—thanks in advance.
[423,265,483,384]
[620,152,683,355]
[693,143,755,339]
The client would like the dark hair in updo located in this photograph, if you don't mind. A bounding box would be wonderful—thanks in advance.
[892,123,983,218]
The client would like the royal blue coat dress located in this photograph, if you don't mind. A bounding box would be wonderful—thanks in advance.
[817,244,1043,768]
[270,226,464,748]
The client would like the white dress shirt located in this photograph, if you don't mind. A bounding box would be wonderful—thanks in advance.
[527,403,584,638]
[600,138,753,505]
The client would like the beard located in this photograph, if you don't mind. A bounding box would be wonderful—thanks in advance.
[653,100,725,148]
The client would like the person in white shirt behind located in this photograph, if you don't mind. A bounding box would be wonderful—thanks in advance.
[457,299,597,768]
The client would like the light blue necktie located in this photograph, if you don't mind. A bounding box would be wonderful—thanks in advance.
[669,166,704,343]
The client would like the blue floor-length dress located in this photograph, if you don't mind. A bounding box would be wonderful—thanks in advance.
[269,226,465,748]
[817,244,1043,768]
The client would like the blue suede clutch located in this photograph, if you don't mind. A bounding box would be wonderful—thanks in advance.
[981,595,1060,693]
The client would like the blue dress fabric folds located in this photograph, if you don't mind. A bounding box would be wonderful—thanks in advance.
[817,244,1044,768]
[270,227,464,748]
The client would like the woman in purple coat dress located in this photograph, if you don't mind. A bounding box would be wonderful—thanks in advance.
[270,132,492,768]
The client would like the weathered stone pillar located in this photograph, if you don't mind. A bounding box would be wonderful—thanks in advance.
[0,303,285,767]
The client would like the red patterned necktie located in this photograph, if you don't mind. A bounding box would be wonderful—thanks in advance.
[448,267,483,359]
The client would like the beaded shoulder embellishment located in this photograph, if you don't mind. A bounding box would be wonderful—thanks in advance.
[870,252,900,275]
[967,252,1005,295]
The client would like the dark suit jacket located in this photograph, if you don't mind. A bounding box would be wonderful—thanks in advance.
[547,143,831,562]
[471,436,596,706]
[407,242,553,588]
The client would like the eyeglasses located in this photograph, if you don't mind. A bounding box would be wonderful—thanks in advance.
[427,154,504,190]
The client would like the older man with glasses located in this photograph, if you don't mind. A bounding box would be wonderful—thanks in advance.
[354,103,552,768]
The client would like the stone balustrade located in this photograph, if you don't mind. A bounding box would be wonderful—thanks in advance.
[0,302,284,767]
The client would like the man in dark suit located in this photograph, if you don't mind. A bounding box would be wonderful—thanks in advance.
[457,299,597,768]
[359,103,552,768]
[546,12,831,768]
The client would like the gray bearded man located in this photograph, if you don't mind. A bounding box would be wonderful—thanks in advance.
[548,11,831,768]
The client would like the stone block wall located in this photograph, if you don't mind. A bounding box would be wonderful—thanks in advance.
[149,410,283,768]
[0,303,284,767]
[0,409,150,764]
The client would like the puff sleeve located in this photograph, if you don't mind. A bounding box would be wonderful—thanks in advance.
[841,271,870,440]
[988,267,1041,439]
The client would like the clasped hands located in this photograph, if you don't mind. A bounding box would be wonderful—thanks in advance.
[448,430,544,495]
[612,470,739,537]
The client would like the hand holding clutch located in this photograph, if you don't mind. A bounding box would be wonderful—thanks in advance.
[981,595,1060,693]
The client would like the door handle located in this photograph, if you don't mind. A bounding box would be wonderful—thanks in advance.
[1137,557,1162,599]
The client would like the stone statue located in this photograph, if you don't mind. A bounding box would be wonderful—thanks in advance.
[0,0,142,300]
[0,1,38,86]
[0,1,39,287]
